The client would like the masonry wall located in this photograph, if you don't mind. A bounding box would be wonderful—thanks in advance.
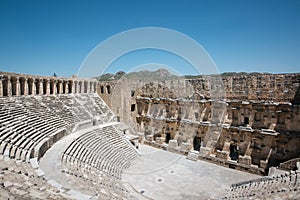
[98,73,300,174]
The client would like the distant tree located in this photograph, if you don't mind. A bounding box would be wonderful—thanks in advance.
[53,72,57,77]
[115,71,126,79]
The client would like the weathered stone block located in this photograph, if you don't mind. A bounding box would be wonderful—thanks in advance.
[187,150,199,161]
[260,160,268,169]
[155,137,164,144]
[199,147,212,157]
[146,135,153,142]
[35,168,45,177]
[216,150,230,160]
[30,158,39,169]
[4,181,13,188]
[180,142,190,151]
[239,155,252,165]
[168,140,178,149]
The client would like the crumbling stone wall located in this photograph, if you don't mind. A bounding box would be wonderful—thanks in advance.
[188,73,299,101]
[98,73,300,174]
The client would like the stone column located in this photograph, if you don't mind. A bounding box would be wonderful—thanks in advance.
[0,78,3,97]
[72,81,76,94]
[46,79,50,95]
[89,82,92,93]
[16,79,20,96]
[32,80,36,95]
[37,79,42,95]
[7,77,12,96]
[34,79,39,95]
[78,81,83,93]
[27,80,33,95]
[50,80,56,95]
[65,81,69,94]
[93,82,96,93]
[86,82,90,93]
[57,81,62,94]
[23,78,28,95]
[82,82,84,93]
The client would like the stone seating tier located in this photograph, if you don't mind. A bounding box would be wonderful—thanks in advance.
[0,94,116,162]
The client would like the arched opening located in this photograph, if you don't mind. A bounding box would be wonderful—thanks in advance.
[43,79,47,95]
[35,79,40,95]
[50,80,54,94]
[106,85,111,94]
[194,112,199,120]
[19,77,25,95]
[244,117,249,125]
[84,81,88,93]
[11,77,17,96]
[56,81,61,94]
[230,144,239,161]
[93,82,97,93]
[131,104,136,112]
[2,76,9,96]
[100,86,104,93]
[89,82,93,93]
[193,136,201,151]
[62,81,66,94]
[78,82,82,93]
[74,82,78,93]
[68,81,72,93]
[165,132,171,143]
[27,78,33,95]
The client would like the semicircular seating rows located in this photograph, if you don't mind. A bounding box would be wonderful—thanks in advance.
[0,93,141,199]
[0,93,117,162]
[223,171,300,199]
[62,125,138,179]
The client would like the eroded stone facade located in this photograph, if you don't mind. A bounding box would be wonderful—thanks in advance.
[98,73,300,175]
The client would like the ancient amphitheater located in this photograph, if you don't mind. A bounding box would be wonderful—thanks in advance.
[0,70,300,200]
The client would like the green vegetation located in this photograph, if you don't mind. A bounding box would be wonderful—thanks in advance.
[95,69,273,82]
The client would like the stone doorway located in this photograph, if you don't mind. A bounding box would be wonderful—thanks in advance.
[165,133,171,143]
[230,144,239,160]
[244,117,249,125]
[193,136,201,151]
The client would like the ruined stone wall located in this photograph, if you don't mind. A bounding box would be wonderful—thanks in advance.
[135,97,300,170]
[188,73,300,102]
[0,71,97,97]
[97,73,300,174]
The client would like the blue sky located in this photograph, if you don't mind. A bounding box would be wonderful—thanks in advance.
[0,0,299,77]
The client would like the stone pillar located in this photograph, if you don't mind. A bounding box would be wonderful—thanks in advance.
[15,79,20,96]
[24,78,28,95]
[94,82,97,93]
[46,79,50,95]
[92,82,95,93]
[78,82,81,93]
[72,81,76,94]
[53,80,57,95]
[27,79,31,95]
[7,77,12,96]
[87,82,90,93]
[81,82,84,93]
[0,78,3,97]
[65,81,69,94]
[37,79,43,95]
[32,80,36,95]
[34,79,38,95]
[57,81,62,94]
[89,82,92,93]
